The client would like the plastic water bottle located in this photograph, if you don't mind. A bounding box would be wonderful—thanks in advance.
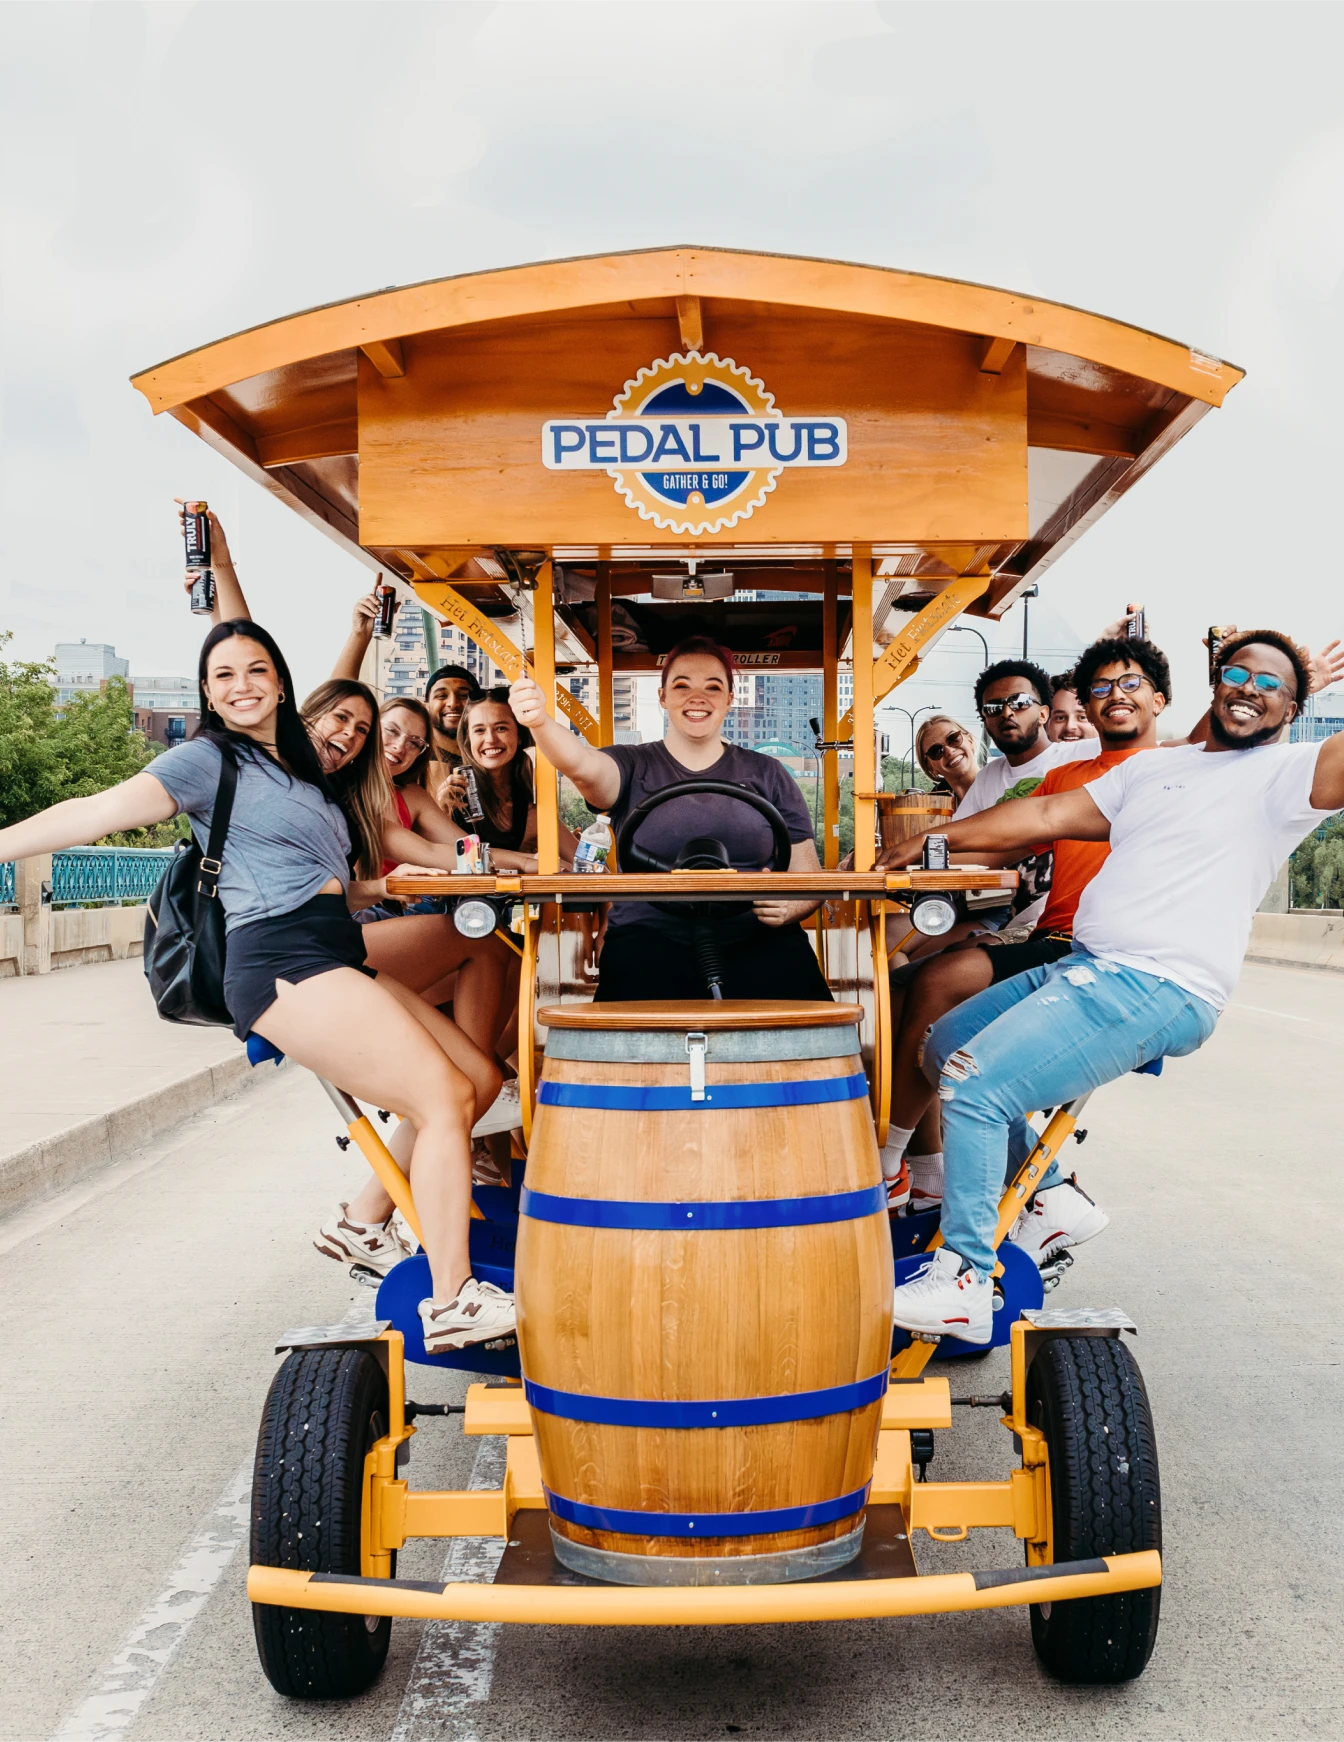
[573,813,613,873]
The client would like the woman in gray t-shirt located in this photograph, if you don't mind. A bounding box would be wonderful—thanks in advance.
[0,618,515,1357]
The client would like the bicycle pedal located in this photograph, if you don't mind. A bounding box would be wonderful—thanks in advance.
[1039,1250,1075,1294]
[349,1264,383,1289]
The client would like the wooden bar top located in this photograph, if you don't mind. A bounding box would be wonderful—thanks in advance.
[383,868,1017,900]
[537,1000,864,1030]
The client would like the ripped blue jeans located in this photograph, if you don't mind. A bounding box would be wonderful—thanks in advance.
[920,948,1218,1276]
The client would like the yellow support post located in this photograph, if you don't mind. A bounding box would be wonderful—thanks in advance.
[822,560,840,869]
[532,558,560,875]
[851,547,876,872]
[838,571,993,736]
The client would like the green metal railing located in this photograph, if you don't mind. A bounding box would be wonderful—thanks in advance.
[0,848,175,909]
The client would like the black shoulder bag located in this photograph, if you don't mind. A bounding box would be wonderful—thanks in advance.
[144,751,238,1026]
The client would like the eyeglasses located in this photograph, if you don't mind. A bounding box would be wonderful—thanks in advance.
[981,693,1040,717]
[384,723,429,754]
[923,730,968,763]
[1088,674,1148,699]
[1219,664,1289,695]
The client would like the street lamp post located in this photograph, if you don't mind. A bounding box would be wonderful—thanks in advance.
[883,704,943,784]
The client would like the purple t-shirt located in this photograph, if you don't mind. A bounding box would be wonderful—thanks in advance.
[601,740,814,941]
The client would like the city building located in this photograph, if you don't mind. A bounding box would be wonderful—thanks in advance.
[131,675,199,748]
[53,641,128,704]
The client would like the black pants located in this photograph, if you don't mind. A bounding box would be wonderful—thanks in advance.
[594,922,833,1003]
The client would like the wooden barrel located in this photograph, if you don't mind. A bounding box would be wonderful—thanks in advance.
[877,789,955,850]
[516,1000,893,1586]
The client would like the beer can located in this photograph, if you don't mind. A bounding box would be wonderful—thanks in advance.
[1126,607,1147,642]
[372,583,397,639]
[183,501,210,570]
[922,833,950,872]
[1208,625,1234,685]
[189,569,216,616]
[463,767,486,822]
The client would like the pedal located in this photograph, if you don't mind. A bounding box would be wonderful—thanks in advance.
[1039,1250,1075,1294]
[349,1264,383,1290]
[483,1335,518,1352]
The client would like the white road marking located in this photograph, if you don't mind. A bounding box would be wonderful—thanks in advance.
[50,1460,253,1742]
[48,1296,379,1742]
[390,1434,509,1742]
[1229,1002,1312,1023]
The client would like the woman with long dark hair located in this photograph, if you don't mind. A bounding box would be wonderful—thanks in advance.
[0,620,513,1354]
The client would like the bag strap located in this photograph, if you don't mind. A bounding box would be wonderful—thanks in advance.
[196,752,239,899]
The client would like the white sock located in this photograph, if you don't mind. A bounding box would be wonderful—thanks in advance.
[908,1152,944,1204]
[881,1125,915,1180]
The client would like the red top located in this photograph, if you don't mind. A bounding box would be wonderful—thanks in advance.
[379,787,414,878]
[1034,745,1148,934]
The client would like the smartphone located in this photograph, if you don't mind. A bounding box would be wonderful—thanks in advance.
[1126,607,1147,642]
[1208,625,1234,684]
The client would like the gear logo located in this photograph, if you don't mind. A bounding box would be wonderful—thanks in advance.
[542,352,847,535]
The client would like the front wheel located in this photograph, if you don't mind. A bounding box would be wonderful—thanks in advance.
[251,1347,392,1699]
[1027,1334,1161,1684]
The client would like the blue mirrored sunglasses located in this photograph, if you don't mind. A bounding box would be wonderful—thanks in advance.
[1219,664,1286,693]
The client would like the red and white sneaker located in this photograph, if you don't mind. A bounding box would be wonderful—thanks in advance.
[891,1247,992,1345]
[883,1155,911,1213]
[1009,1174,1109,1267]
[314,1203,414,1278]
[908,1152,944,1214]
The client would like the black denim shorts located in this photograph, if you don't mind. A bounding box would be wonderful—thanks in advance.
[224,892,374,1040]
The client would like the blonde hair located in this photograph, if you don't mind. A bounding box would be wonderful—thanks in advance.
[300,680,391,879]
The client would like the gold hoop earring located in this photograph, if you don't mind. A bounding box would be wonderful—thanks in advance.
[278,691,286,704]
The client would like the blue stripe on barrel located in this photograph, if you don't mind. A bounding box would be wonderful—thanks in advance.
[535,1072,869,1112]
[518,1183,885,1230]
[524,1369,888,1429]
[543,1482,873,1539]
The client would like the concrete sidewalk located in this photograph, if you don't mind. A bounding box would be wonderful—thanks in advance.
[0,959,257,1214]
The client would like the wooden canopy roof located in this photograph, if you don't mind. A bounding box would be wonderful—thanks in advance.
[131,246,1242,622]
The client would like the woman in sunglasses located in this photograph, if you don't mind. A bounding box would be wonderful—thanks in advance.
[915,715,979,805]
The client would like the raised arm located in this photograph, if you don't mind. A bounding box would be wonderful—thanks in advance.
[331,589,381,681]
[508,674,621,810]
[879,786,1111,869]
[0,772,179,862]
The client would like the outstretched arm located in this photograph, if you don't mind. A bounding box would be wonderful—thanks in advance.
[331,589,380,681]
[508,674,621,810]
[0,772,179,862]
[879,786,1111,869]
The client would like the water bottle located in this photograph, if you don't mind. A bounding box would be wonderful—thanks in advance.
[573,813,613,873]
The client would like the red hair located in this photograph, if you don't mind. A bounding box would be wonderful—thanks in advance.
[661,635,736,688]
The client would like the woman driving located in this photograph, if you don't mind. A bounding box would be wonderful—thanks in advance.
[509,635,831,1003]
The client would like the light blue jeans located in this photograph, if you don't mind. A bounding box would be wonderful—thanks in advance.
[920,948,1218,1276]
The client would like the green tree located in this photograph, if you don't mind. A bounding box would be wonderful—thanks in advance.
[0,641,67,827]
[1292,817,1344,909]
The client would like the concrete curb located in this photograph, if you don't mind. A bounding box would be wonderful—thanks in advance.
[0,1052,263,1218]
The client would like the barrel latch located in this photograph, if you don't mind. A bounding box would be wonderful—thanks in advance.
[685,1032,708,1102]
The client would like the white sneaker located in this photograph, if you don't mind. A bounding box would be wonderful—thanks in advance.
[1009,1173,1109,1268]
[908,1153,944,1214]
[419,1279,517,1353]
[882,1154,910,1213]
[470,1139,509,1188]
[472,1079,522,1138]
[314,1203,413,1278]
[891,1247,993,1345]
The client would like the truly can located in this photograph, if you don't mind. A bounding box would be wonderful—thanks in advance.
[189,569,216,616]
[463,767,486,823]
[1126,607,1147,642]
[183,501,210,571]
[1208,625,1235,685]
[922,833,950,872]
[372,582,397,639]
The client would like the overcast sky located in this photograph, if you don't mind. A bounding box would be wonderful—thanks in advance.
[3,0,1343,736]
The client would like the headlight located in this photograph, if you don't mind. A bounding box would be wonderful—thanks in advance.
[453,898,499,939]
[911,892,957,937]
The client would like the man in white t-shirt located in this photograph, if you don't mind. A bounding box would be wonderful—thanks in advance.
[881,631,1344,1344]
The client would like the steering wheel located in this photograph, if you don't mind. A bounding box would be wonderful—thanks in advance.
[615,779,793,876]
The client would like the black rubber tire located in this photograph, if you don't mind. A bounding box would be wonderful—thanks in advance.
[251,1347,392,1699]
[1026,1334,1161,1684]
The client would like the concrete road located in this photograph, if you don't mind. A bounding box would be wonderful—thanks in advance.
[5,960,1344,1742]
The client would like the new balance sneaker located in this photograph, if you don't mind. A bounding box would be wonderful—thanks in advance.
[470,1140,510,1188]
[891,1247,993,1345]
[907,1152,944,1214]
[472,1079,522,1138]
[1008,1173,1109,1268]
[419,1280,517,1353]
[883,1155,911,1213]
[314,1203,414,1278]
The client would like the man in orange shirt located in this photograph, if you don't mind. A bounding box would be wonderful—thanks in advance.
[880,636,1171,1261]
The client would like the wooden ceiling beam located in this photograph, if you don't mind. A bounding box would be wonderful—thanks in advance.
[361,338,406,378]
[255,419,359,469]
[1026,409,1144,458]
[676,295,704,353]
[979,335,1017,374]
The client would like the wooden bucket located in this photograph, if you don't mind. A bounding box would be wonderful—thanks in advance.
[516,999,893,1586]
[876,789,955,850]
